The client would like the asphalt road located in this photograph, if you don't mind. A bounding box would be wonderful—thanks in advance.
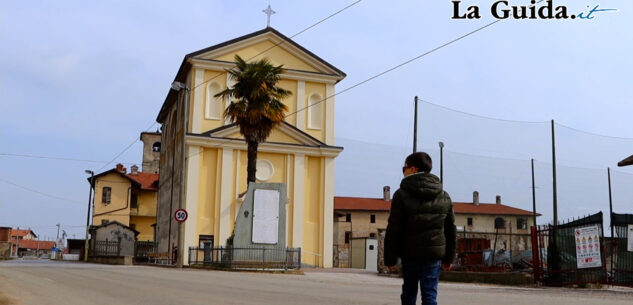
[1,259,632,305]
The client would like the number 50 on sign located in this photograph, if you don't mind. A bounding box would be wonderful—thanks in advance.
[174,209,188,223]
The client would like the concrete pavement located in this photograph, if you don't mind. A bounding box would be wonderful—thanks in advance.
[1,259,632,305]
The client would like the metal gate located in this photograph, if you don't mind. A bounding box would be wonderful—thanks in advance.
[611,213,633,287]
[532,212,607,286]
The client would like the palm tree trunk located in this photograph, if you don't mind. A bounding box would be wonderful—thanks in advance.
[246,140,258,184]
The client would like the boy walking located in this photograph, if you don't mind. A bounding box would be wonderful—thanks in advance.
[385,152,456,305]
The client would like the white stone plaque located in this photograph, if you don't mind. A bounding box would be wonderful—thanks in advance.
[627,225,633,252]
[252,189,280,244]
[574,225,602,269]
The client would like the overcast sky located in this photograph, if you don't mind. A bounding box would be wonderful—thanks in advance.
[2,0,633,240]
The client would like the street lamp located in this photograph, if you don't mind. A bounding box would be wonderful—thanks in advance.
[84,170,94,262]
[438,142,444,184]
[171,80,190,268]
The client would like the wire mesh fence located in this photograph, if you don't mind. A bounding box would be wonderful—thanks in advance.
[611,213,633,287]
[532,212,608,286]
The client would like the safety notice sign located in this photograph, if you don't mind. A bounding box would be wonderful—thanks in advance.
[574,225,602,269]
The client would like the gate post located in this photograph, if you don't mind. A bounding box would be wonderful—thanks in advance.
[531,226,541,284]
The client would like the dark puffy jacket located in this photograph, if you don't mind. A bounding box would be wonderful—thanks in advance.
[384,172,456,266]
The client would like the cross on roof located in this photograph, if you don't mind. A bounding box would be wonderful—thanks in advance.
[262,4,276,27]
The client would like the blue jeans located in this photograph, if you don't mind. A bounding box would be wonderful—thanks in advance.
[401,259,441,305]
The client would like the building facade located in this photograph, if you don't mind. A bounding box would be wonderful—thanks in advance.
[155,27,346,267]
[90,164,158,241]
[333,187,391,267]
[453,192,539,252]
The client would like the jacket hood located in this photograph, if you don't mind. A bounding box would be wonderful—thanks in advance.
[400,172,443,199]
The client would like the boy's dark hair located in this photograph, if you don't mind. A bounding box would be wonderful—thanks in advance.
[405,152,432,173]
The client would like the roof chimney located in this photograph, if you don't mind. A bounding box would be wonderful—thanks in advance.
[115,163,126,174]
[496,195,501,205]
[130,165,139,175]
[473,191,479,206]
[383,186,391,202]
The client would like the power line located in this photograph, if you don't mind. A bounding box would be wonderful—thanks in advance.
[0,177,84,205]
[284,19,502,120]
[0,153,138,165]
[96,121,157,172]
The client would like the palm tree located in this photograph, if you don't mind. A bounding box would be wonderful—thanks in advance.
[215,54,291,187]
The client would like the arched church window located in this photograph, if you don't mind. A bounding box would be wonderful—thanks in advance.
[308,93,322,130]
[152,142,161,152]
[206,82,222,120]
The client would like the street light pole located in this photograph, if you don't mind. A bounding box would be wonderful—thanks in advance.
[84,170,94,262]
[438,142,444,184]
[171,81,190,268]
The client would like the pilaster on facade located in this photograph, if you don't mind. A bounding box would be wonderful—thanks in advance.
[296,81,306,130]
[325,84,335,145]
[322,157,335,268]
[183,145,201,265]
[225,74,235,125]
[218,148,234,246]
[292,154,305,249]
[192,69,205,134]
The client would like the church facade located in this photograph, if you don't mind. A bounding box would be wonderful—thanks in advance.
[155,27,346,267]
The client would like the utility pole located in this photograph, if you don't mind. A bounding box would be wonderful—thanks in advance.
[608,167,614,238]
[438,142,444,184]
[413,96,418,153]
[551,120,558,226]
[56,224,61,241]
[85,170,94,262]
[14,226,19,257]
[531,158,537,228]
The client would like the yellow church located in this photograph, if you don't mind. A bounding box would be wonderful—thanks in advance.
[154,27,346,267]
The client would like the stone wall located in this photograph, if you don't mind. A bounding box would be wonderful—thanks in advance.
[93,224,137,256]
[140,132,161,174]
[0,242,10,258]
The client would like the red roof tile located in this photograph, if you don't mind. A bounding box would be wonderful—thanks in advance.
[453,202,539,216]
[334,197,391,211]
[11,229,36,238]
[334,197,539,216]
[127,172,159,191]
[13,240,56,250]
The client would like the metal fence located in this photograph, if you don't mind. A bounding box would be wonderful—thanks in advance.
[454,230,533,272]
[532,212,607,286]
[90,239,121,257]
[134,241,157,258]
[611,213,633,287]
[188,246,301,270]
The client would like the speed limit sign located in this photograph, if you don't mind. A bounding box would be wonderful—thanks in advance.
[174,209,188,223]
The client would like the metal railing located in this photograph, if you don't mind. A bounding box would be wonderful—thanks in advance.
[90,239,121,257]
[188,246,301,270]
[134,241,157,258]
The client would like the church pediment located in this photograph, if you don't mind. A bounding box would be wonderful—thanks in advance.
[187,28,345,78]
[201,121,328,148]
